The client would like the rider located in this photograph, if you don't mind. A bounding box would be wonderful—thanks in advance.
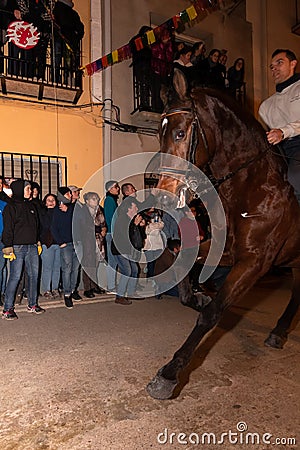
[259,49,300,205]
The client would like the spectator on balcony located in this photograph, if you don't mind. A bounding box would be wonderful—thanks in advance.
[129,25,153,112]
[0,0,13,73]
[195,48,226,90]
[172,45,194,87]
[227,57,245,99]
[219,49,228,67]
[191,41,206,66]
[7,0,53,79]
[150,27,174,113]
[173,41,184,60]
[52,0,84,87]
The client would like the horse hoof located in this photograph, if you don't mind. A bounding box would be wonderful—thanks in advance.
[146,370,178,400]
[264,332,287,349]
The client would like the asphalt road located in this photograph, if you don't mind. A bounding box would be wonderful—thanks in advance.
[0,274,299,450]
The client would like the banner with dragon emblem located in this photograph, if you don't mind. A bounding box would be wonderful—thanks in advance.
[6,21,40,50]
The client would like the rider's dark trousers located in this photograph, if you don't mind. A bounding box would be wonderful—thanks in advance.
[281,135,300,205]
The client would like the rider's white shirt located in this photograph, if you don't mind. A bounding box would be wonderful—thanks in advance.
[259,79,300,139]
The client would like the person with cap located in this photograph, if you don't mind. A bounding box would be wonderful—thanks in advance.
[51,186,80,308]
[68,185,83,205]
[2,179,44,320]
[68,184,83,298]
[103,180,120,292]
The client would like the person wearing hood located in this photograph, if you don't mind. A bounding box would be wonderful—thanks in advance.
[51,186,80,308]
[2,179,44,320]
[259,49,300,205]
[0,179,7,306]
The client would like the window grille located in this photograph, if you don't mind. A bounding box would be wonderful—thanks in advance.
[0,151,67,199]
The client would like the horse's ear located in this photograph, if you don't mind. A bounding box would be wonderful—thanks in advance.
[160,84,169,107]
[173,68,189,100]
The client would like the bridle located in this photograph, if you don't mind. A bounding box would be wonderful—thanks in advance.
[158,104,266,199]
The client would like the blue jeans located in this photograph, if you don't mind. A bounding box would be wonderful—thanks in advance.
[0,240,7,295]
[41,244,61,293]
[60,243,80,296]
[115,254,138,298]
[4,244,39,311]
[106,233,118,291]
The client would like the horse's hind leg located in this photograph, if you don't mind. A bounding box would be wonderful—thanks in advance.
[265,268,300,349]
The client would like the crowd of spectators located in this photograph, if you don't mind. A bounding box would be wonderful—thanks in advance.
[131,25,245,112]
[0,176,211,319]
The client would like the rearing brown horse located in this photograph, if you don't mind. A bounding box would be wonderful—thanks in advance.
[146,70,300,400]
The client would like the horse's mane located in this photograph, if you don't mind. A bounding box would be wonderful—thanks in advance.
[165,83,265,140]
[193,86,262,132]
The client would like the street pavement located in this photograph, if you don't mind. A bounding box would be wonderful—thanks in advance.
[0,273,299,450]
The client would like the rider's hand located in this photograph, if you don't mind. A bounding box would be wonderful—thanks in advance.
[266,129,284,145]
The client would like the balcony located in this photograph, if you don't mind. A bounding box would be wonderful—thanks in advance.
[0,40,83,105]
[130,69,246,129]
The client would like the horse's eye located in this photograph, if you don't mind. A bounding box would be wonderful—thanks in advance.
[175,130,185,141]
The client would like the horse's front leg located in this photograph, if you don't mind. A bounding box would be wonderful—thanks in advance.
[265,267,300,349]
[146,259,266,400]
[146,296,223,400]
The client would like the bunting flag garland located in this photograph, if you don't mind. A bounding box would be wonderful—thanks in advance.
[82,0,222,76]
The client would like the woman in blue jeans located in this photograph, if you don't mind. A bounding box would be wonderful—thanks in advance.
[39,194,61,298]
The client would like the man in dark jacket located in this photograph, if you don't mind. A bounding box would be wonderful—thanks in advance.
[112,198,145,305]
[2,179,44,319]
[103,180,120,293]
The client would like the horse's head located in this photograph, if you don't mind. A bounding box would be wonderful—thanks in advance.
[155,70,214,208]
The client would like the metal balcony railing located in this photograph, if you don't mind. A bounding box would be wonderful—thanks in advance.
[131,67,246,115]
[0,38,83,104]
